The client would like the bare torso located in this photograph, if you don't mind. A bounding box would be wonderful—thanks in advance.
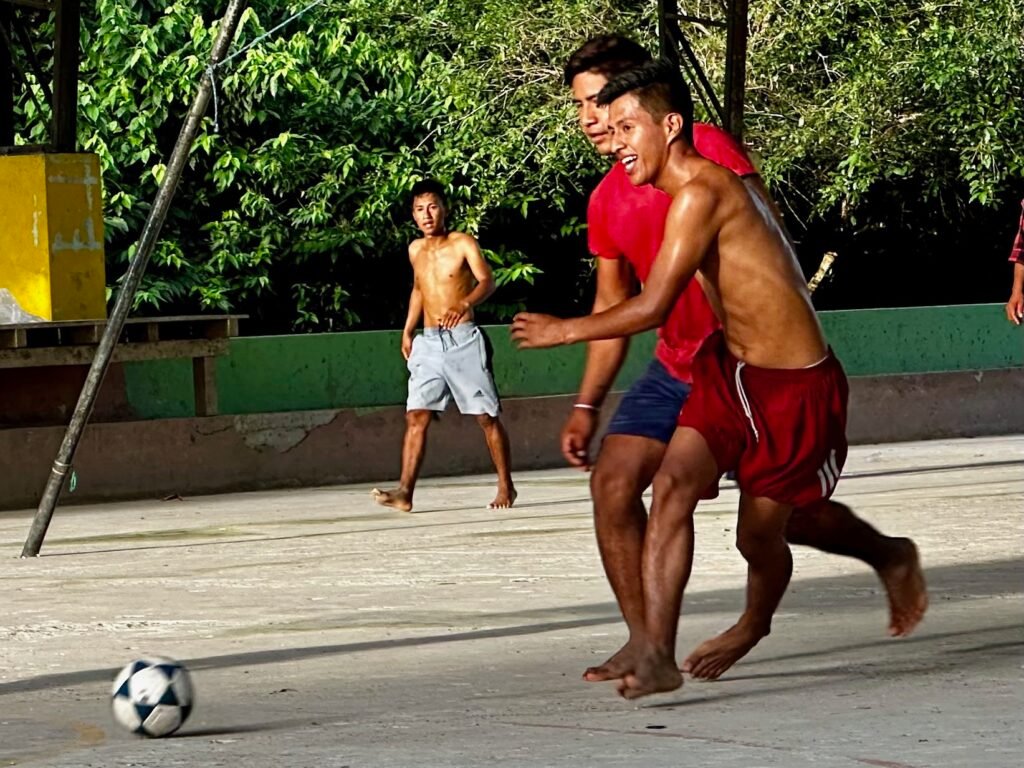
[667,157,827,369]
[411,232,479,329]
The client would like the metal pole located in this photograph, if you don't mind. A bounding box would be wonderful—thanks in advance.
[52,0,80,152]
[0,4,13,147]
[657,0,680,66]
[724,0,749,139]
[21,0,247,558]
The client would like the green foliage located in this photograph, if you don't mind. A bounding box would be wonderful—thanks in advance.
[14,0,652,331]
[10,1,1023,326]
[743,0,1023,245]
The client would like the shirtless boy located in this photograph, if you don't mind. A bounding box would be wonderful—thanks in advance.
[512,61,927,698]
[372,179,516,512]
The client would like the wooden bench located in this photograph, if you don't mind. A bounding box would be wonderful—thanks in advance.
[0,315,244,417]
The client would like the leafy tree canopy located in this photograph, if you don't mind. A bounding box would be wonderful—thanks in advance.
[11,1,1023,329]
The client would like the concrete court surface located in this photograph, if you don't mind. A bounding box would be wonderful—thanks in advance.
[1,436,1022,768]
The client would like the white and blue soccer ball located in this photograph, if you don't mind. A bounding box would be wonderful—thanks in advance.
[111,656,194,738]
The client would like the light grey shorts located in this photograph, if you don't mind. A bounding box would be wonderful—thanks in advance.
[406,323,501,417]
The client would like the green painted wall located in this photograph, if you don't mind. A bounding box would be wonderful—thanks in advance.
[123,303,1022,420]
[820,304,1022,375]
[122,358,195,419]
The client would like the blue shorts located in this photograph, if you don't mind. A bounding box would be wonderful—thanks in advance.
[605,359,692,444]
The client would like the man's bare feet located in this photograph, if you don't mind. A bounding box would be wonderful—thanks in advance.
[682,622,767,681]
[371,487,413,512]
[583,639,641,682]
[615,650,683,700]
[879,538,928,637]
[488,486,517,509]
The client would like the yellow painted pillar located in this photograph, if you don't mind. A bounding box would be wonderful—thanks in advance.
[0,153,107,321]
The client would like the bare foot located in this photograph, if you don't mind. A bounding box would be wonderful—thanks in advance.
[583,640,641,682]
[371,487,413,512]
[488,486,517,509]
[879,538,928,637]
[682,623,766,681]
[615,650,683,700]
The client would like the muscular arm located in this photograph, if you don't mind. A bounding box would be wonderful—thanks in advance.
[401,256,424,358]
[576,256,636,407]
[561,186,720,345]
[461,236,497,310]
[403,283,423,337]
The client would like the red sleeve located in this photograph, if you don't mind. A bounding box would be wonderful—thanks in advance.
[1010,200,1024,263]
[692,122,758,177]
[587,182,620,260]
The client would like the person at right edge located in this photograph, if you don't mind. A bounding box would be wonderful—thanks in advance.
[1005,198,1023,325]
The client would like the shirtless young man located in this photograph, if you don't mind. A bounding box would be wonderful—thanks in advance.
[512,61,927,698]
[558,37,927,686]
[372,179,516,512]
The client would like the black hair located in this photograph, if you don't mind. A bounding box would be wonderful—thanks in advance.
[562,34,651,86]
[596,59,694,145]
[409,178,447,207]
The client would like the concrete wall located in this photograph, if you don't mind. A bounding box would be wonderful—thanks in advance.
[2,368,1021,512]
[2,304,1021,510]
[116,303,1023,420]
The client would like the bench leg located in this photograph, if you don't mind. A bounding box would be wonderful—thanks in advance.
[193,356,218,416]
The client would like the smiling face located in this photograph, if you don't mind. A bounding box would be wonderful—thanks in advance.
[606,92,674,187]
[412,193,446,236]
[570,70,614,155]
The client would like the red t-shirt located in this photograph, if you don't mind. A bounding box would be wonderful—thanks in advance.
[587,122,758,383]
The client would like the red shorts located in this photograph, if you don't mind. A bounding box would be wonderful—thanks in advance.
[678,332,849,508]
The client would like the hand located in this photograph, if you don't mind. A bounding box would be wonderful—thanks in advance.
[510,312,569,349]
[438,301,470,330]
[401,333,413,360]
[561,407,598,470]
[1006,290,1023,326]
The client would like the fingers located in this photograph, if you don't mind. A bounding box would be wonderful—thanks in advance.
[439,307,469,330]
[510,313,537,347]
[560,416,585,467]
[562,440,588,468]
[509,314,529,335]
[561,409,597,467]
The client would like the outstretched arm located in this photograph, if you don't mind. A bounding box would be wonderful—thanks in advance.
[512,185,720,348]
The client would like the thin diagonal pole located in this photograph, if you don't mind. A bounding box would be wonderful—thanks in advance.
[22,0,247,558]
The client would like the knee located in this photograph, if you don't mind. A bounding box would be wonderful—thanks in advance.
[736,522,786,563]
[406,410,432,432]
[651,464,704,505]
[590,459,642,506]
[475,413,499,431]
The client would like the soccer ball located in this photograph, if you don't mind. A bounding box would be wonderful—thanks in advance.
[111,656,194,737]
